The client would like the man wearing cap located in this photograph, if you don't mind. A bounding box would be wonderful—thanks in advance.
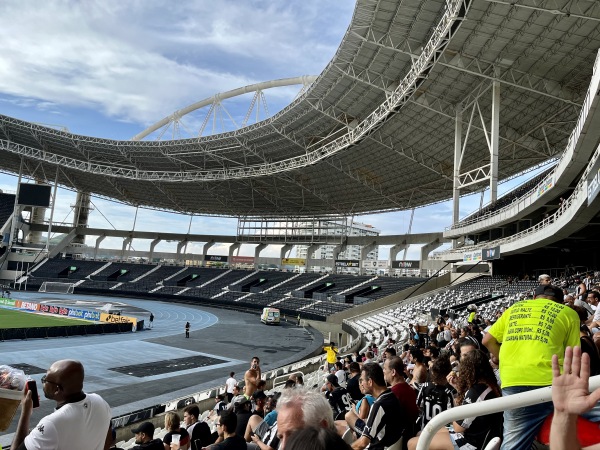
[483,284,581,450]
[324,374,352,420]
[251,390,267,418]
[233,397,253,438]
[130,422,164,450]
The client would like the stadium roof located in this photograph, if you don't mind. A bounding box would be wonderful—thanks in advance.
[1,0,599,217]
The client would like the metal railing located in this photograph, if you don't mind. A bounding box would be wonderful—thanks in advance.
[416,375,600,450]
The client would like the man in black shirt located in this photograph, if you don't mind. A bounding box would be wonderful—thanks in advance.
[347,363,405,450]
[346,362,363,402]
[130,422,164,450]
[207,410,247,450]
[325,374,353,420]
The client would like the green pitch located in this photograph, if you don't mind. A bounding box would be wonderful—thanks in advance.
[0,309,91,329]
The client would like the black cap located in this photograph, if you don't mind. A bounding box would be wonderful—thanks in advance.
[131,421,154,436]
[326,374,339,387]
[252,390,267,400]
[534,284,564,301]
[234,397,251,408]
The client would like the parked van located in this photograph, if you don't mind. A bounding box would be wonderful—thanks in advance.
[261,307,280,325]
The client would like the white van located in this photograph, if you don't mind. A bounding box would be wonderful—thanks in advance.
[261,307,280,325]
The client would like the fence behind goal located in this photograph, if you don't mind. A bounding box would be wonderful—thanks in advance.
[38,281,75,294]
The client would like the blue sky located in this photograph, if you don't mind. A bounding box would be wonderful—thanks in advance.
[0,1,544,260]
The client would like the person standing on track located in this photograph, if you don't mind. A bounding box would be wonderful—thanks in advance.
[185,321,190,338]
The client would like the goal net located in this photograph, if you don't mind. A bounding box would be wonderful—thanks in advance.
[39,281,75,294]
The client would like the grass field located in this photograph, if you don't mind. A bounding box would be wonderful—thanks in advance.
[0,309,91,329]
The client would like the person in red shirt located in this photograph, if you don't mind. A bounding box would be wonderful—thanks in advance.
[383,356,419,441]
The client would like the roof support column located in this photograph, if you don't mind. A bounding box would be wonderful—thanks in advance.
[228,242,241,259]
[452,106,463,238]
[280,244,293,260]
[121,237,132,260]
[305,244,320,274]
[94,235,106,260]
[421,239,442,264]
[201,241,214,267]
[332,244,346,274]
[176,240,188,264]
[490,75,500,203]
[254,243,267,269]
[149,238,161,261]
[360,242,377,275]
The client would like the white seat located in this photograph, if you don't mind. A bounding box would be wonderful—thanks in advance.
[483,437,501,450]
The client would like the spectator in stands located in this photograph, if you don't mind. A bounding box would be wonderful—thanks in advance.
[575,276,587,302]
[346,363,404,450]
[204,409,246,450]
[457,337,479,359]
[233,398,253,439]
[252,390,267,418]
[334,361,347,385]
[225,372,237,403]
[364,351,375,364]
[586,291,600,333]
[346,362,363,402]
[276,387,335,449]
[409,350,503,450]
[549,346,600,450]
[409,348,428,389]
[575,291,595,317]
[381,346,396,364]
[183,404,200,435]
[323,342,338,372]
[244,357,261,398]
[163,411,190,450]
[483,284,581,450]
[383,356,419,441]
[10,359,112,450]
[228,385,244,410]
[539,274,552,285]
[416,356,454,430]
[324,374,352,420]
[287,426,351,450]
[130,422,164,450]
[208,394,227,420]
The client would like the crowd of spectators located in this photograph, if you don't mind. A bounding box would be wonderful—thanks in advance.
[8,271,600,450]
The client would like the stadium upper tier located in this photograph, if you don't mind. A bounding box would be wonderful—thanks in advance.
[1,0,600,216]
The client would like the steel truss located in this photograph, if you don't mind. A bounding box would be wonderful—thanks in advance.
[0,0,471,182]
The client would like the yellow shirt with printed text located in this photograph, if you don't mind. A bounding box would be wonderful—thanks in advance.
[488,297,580,388]
[324,345,338,363]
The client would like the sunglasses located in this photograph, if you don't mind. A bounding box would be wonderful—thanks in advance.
[41,375,62,390]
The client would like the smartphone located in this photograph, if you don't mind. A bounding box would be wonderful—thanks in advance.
[26,380,40,408]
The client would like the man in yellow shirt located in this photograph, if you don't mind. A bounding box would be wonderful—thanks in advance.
[483,284,580,450]
[323,342,338,372]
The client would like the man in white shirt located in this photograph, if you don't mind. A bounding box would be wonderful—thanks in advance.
[11,360,112,450]
[225,372,237,403]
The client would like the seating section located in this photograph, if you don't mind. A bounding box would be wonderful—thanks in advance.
[351,275,535,348]
[24,258,429,319]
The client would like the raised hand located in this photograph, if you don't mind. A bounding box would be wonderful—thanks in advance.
[551,346,600,415]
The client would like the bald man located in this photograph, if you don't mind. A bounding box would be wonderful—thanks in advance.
[11,360,112,450]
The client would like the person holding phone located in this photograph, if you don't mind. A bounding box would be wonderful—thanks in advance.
[11,359,112,450]
[244,357,261,399]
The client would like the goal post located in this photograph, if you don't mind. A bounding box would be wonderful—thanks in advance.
[39,281,75,294]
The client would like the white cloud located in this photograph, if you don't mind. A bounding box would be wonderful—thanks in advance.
[0,1,353,128]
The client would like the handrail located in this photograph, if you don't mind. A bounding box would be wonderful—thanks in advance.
[416,375,600,450]
[447,48,600,232]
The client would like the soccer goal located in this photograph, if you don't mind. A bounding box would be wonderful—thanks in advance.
[39,281,75,294]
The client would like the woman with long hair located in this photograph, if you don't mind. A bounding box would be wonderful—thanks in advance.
[163,411,190,450]
[408,350,503,450]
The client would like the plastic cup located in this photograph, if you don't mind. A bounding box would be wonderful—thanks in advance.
[171,434,180,450]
